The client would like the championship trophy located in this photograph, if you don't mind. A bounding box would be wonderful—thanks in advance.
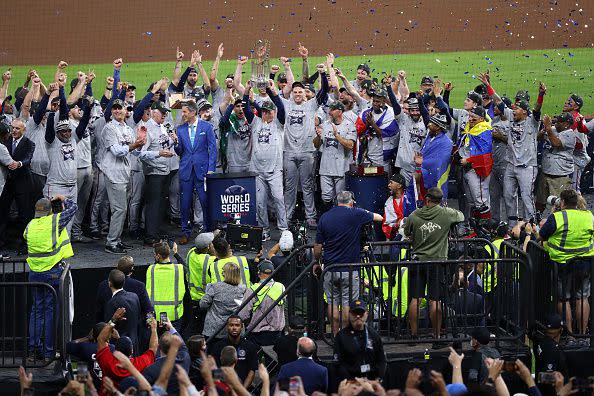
[250,39,271,90]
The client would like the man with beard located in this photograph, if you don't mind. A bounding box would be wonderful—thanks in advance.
[220,97,251,173]
[562,94,590,192]
[280,61,329,228]
[171,49,210,99]
[419,113,453,198]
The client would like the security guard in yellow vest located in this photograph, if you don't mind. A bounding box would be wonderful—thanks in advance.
[208,236,251,287]
[146,242,187,332]
[540,189,594,336]
[24,196,76,360]
[239,260,285,346]
[483,222,508,294]
[185,232,216,335]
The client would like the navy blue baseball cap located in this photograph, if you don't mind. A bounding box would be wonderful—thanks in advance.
[349,299,367,313]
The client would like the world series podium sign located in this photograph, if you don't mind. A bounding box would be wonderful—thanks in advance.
[205,172,258,227]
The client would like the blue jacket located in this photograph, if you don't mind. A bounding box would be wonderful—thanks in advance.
[174,120,217,182]
[278,357,328,395]
[96,276,154,323]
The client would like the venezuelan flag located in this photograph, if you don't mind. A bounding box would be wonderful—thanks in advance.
[462,120,493,178]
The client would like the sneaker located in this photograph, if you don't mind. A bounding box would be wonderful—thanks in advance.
[26,351,45,363]
[72,234,92,243]
[262,231,271,242]
[105,245,127,254]
[577,338,590,347]
[118,241,133,250]
[88,231,102,240]
[306,218,317,230]
[565,336,578,347]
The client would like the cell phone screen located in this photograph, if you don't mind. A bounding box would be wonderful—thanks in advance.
[160,312,167,324]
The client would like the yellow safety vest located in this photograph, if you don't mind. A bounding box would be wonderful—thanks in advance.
[208,256,251,287]
[146,263,185,321]
[483,239,503,293]
[186,249,214,301]
[250,280,285,311]
[24,213,73,271]
[544,209,594,264]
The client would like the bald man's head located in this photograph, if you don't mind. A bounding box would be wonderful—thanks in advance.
[297,337,316,357]
[117,256,134,275]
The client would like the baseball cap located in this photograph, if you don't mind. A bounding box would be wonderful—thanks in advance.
[471,327,491,345]
[261,100,276,111]
[349,299,368,313]
[34,198,52,218]
[556,112,573,125]
[466,91,482,105]
[390,173,407,189]
[225,74,234,80]
[514,99,530,112]
[196,98,212,113]
[371,88,387,98]
[0,122,10,135]
[279,230,294,252]
[277,72,287,83]
[407,97,419,109]
[291,81,305,90]
[151,101,171,114]
[501,96,512,108]
[112,99,125,108]
[329,101,345,111]
[195,232,215,250]
[515,90,530,102]
[470,106,486,118]
[543,313,563,329]
[56,119,71,132]
[357,63,371,74]
[569,94,583,109]
[421,76,434,85]
[127,85,137,91]
[257,260,275,275]
[429,113,449,130]
[115,336,133,356]
[474,84,488,97]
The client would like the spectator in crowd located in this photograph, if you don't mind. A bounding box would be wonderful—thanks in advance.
[96,307,157,391]
[200,262,247,340]
[187,334,207,388]
[539,188,594,341]
[314,191,383,334]
[220,345,237,368]
[334,299,386,380]
[274,316,307,367]
[146,242,187,333]
[0,123,17,197]
[0,117,35,252]
[186,232,216,335]
[277,336,328,395]
[66,322,117,389]
[24,195,75,362]
[405,187,464,346]
[467,326,500,383]
[239,260,286,346]
[209,315,259,388]
[174,100,217,243]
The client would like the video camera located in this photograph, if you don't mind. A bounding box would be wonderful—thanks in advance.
[288,220,308,249]
[547,195,561,210]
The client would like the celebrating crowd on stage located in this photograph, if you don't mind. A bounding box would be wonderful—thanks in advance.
[6,41,594,396]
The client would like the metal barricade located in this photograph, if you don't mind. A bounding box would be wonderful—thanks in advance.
[0,259,71,368]
[318,250,530,346]
[527,240,594,345]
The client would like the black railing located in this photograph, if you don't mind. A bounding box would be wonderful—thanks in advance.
[0,259,72,368]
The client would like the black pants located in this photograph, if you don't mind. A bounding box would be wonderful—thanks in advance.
[144,174,170,240]
[0,183,34,245]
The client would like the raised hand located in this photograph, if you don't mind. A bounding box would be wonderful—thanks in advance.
[268,79,278,95]
[77,71,87,83]
[217,43,224,59]
[298,42,309,58]
[477,72,489,85]
[176,46,184,61]
[111,307,127,322]
[113,58,123,70]
[106,76,114,89]
[444,82,454,92]
[86,70,96,83]
[47,82,59,93]
[382,74,392,86]
[280,56,291,66]
[2,70,12,82]
[316,63,326,73]
[543,114,552,129]
[57,73,67,87]
[326,53,335,65]
[335,68,345,79]
[539,81,547,95]
[270,64,280,73]
[238,55,248,65]
[433,79,443,96]
[57,61,68,70]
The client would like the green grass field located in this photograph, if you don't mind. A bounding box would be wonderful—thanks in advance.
[3,47,593,115]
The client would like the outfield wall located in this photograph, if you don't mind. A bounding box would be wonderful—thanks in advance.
[1,0,592,65]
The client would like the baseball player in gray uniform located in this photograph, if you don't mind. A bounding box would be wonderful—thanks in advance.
[243,81,288,241]
[536,113,576,211]
[489,97,512,222]
[313,101,356,212]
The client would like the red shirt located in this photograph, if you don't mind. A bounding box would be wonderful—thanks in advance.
[96,345,155,394]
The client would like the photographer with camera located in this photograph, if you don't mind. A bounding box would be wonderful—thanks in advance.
[314,191,383,335]
[539,188,594,341]
[24,194,76,362]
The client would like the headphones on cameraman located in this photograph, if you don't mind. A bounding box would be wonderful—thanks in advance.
[334,190,356,206]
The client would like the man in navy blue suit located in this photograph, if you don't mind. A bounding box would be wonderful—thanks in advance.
[173,100,217,244]
[277,336,328,395]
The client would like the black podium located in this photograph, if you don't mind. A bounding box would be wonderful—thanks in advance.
[206,172,258,228]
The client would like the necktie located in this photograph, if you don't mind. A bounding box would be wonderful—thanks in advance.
[12,140,17,153]
[189,125,196,146]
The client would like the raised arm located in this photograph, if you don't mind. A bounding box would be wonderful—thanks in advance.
[103,59,123,121]
[280,57,294,98]
[33,83,55,126]
[210,43,224,92]
[172,47,184,87]
[316,68,329,105]
[133,79,165,124]
[0,70,11,106]
[154,335,183,390]
[58,86,69,121]
[533,81,546,120]
[267,82,285,124]
[67,71,86,106]
[298,42,310,82]
[397,70,410,102]
[386,83,402,116]
[75,99,93,141]
[195,50,211,94]
[233,56,248,97]
[242,84,255,124]
[325,53,340,94]
[337,69,365,105]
